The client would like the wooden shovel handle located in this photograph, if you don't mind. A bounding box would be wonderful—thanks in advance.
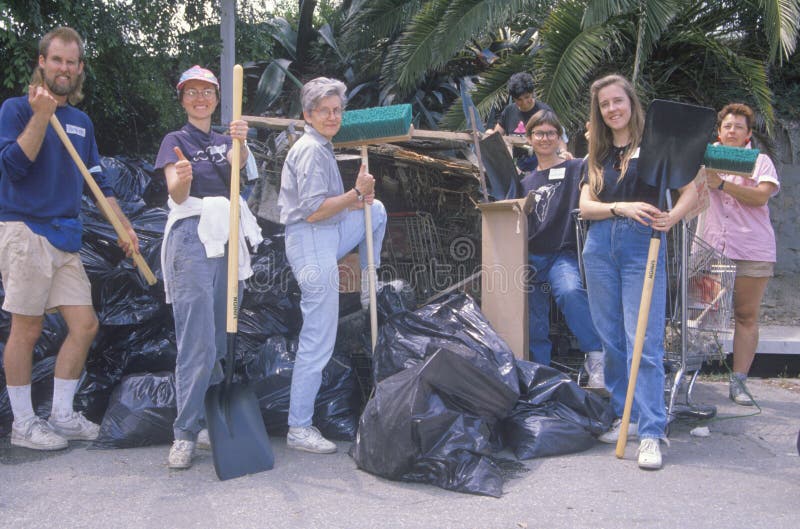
[226,64,243,333]
[49,115,157,285]
[616,238,661,458]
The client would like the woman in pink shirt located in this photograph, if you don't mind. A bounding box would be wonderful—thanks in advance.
[703,103,780,406]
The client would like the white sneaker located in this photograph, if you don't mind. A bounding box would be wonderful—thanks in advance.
[168,439,196,469]
[48,411,100,441]
[197,429,211,450]
[637,438,663,470]
[287,426,337,454]
[11,416,68,451]
[584,351,605,388]
[598,418,638,444]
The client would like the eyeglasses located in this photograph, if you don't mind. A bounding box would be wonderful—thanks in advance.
[313,107,343,118]
[184,88,216,99]
[531,130,558,140]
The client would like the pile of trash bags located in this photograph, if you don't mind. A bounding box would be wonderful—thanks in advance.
[0,156,362,444]
[351,292,615,497]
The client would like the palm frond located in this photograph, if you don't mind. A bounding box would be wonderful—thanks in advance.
[382,0,449,95]
[537,1,625,129]
[342,0,424,51]
[581,0,637,27]
[677,28,775,133]
[758,0,800,63]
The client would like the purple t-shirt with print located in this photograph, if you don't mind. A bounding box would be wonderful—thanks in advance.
[155,122,233,198]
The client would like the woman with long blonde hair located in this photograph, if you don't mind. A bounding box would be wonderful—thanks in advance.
[579,74,697,470]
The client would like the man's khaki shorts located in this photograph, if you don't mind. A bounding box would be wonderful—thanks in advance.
[0,221,92,316]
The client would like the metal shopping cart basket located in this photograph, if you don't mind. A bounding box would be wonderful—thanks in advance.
[664,218,736,421]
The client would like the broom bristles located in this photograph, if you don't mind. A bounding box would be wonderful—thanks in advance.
[333,104,413,146]
[703,144,759,176]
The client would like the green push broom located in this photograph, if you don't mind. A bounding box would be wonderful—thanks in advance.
[333,104,414,351]
[703,144,759,178]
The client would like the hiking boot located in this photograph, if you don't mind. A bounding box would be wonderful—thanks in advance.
[637,438,663,470]
[598,418,638,444]
[287,426,337,454]
[168,440,196,469]
[197,429,211,450]
[48,411,100,441]
[11,416,68,451]
[729,375,754,406]
[584,351,605,389]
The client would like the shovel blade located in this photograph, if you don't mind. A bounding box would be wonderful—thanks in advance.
[638,99,717,193]
[204,382,274,481]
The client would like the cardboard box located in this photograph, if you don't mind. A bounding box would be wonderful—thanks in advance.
[476,198,529,360]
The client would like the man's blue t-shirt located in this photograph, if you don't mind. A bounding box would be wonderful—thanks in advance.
[0,95,114,251]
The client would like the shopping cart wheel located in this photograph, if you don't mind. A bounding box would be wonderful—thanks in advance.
[672,403,717,420]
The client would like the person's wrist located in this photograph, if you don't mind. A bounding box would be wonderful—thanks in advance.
[610,202,621,217]
[353,187,363,201]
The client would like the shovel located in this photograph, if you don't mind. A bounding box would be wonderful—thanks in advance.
[204,64,274,480]
[615,99,716,459]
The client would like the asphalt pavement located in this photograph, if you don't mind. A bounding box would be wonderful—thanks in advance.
[1,378,799,529]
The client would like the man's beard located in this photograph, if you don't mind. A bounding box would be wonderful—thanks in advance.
[44,71,77,97]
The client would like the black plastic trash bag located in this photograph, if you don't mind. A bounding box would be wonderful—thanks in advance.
[376,279,417,321]
[242,334,361,441]
[502,360,615,460]
[91,372,176,449]
[372,293,517,395]
[351,346,520,497]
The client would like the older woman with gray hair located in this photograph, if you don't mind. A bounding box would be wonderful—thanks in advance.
[278,77,387,453]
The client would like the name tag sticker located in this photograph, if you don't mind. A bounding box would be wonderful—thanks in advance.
[65,124,86,137]
[549,167,566,181]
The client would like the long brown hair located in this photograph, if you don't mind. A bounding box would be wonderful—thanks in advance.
[30,26,86,105]
[586,74,644,197]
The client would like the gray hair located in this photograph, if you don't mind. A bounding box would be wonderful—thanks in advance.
[301,77,347,114]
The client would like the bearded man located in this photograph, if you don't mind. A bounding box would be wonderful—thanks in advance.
[0,26,139,450]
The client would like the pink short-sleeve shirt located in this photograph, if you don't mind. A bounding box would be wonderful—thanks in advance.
[701,145,780,262]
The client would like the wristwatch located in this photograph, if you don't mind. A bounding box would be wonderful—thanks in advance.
[610,203,621,217]
[353,187,364,201]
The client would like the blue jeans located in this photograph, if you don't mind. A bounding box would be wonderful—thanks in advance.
[165,217,243,441]
[528,251,602,365]
[582,218,667,440]
[285,201,387,428]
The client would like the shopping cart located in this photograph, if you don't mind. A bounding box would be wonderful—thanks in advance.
[380,211,480,303]
[664,218,735,421]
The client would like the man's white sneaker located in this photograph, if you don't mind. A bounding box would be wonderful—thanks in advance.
[598,418,638,444]
[168,440,196,469]
[637,438,663,470]
[48,411,100,441]
[11,416,68,451]
[287,426,337,454]
[196,429,211,450]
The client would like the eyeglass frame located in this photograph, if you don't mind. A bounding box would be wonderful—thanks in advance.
[183,88,217,99]
[530,129,559,140]
[312,106,343,119]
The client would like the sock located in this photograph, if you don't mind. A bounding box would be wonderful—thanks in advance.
[732,372,747,382]
[7,384,36,424]
[51,377,80,418]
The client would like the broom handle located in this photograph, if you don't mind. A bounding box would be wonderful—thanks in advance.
[361,145,378,351]
[227,64,243,334]
[49,115,157,286]
[616,237,660,458]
